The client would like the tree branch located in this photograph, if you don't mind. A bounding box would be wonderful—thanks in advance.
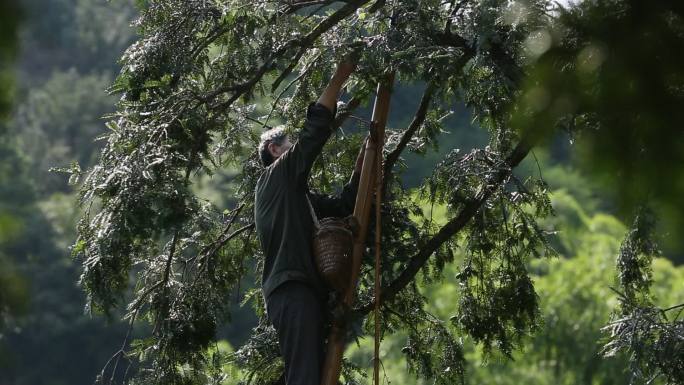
[382,82,436,193]
[271,46,309,92]
[281,1,341,16]
[198,203,246,256]
[662,303,684,313]
[203,222,255,263]
[432,31,475,56]
[207,0,373,111]
[163,232,179,286]
[357,134,534,315]
[187,24,230,64]
[434,27,523,87]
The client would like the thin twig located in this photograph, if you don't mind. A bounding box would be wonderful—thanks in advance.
[271,46,309,92]
[246,115,274,130]
[531,149,544,180]
[265,52,324,126]
[383,82,436,194]
[99,308,139,385]
[662,303,684,312]
[197,203,246,257]
[163,232,179,285]
[191,222,256,287]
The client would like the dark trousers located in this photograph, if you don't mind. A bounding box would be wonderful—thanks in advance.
[266,281,327,385]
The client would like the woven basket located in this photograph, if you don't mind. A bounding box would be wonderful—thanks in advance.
[312,217,356,293]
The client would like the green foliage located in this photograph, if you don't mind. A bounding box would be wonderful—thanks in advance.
[0,134,132,383]
[616,207,659,300]
[603,207,684,385]
[512,0,684,225]
[226,324,283,385]
[510,3,684,374]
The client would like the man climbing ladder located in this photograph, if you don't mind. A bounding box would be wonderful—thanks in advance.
[254,57,363,385]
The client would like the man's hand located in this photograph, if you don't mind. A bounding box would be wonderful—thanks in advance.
[334,50,360,81]
[316,53,360,113]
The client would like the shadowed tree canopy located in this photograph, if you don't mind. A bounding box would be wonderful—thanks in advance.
[0,0,21,122]
[70,1,683,384]
[0,0,25,330]
[514,0,684,257]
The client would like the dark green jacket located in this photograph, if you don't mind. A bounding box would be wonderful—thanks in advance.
[255,103,359,299]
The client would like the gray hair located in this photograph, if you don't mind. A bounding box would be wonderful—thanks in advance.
[258,125,287,167]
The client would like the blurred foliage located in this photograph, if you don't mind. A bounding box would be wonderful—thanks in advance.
[0,129,133,384]
[12,69,116,194]
[512,0,684,247]
[0,0,21,121]
[0,0,24,333]
[16,0,136,85]
[510,3,684,380]
[0,1,139,384]
[0,135,32,331]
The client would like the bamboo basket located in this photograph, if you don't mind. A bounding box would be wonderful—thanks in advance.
[312,216,356,293]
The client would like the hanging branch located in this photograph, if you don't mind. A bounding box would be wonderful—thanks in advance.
[358,134,534,315]
[382,81,436,193]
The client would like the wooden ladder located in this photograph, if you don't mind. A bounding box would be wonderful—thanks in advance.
[320,72,394,385]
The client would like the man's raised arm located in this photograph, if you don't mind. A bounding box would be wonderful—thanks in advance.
[281,57,358,184]
[317,59,357,113]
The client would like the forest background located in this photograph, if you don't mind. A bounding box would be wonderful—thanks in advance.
[0,1,682,385]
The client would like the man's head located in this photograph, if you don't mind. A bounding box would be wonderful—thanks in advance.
[258,126,293,167]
